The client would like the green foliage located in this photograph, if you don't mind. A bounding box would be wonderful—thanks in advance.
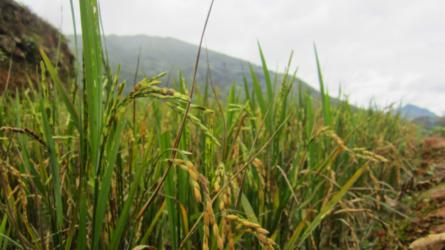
[0,49,6,62]
[432,126,445,137]
[0,3,418,250]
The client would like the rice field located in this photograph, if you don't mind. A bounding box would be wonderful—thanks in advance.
[0,0,420,249]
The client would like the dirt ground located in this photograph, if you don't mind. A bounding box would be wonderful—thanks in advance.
[399,136,445,250]
[0,0,74,92]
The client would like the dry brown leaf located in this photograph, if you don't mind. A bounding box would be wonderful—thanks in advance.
[409,232,445,249]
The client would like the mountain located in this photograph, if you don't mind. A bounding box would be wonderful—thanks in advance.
[396,104,444,129]
[398,104,438,120]
[68,34,317,95]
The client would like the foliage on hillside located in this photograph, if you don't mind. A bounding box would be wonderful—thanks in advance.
[0,0,74,92]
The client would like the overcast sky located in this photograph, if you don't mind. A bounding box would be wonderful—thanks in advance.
[16,0,445,114]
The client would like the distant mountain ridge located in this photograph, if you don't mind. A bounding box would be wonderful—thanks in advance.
[398,104,437,120]
[68,34,317,95]
[397,104,445,129]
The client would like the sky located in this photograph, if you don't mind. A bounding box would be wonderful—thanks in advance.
[16,0,445,115]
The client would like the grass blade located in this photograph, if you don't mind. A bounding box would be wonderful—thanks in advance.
[314,44,331,125]
[39,98,64,233]
[92,120,125,249]
[296,163,368,247]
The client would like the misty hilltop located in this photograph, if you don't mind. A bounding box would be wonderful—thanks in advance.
[397,104,445,129]
[68,34,317,94]
[398,104,438,121]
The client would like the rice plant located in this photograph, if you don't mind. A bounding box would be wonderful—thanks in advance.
[0,1,418,249]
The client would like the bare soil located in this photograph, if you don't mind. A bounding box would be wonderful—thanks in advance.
[399,136,445,250]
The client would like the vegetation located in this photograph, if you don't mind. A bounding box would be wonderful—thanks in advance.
[0,0,74,92]
[0,49,6,63]
[0,0,419,249]
[67,34,319,96]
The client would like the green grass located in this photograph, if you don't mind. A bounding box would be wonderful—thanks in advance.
[0,1,419,249]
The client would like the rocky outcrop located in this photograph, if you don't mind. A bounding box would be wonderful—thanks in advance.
[0,0,74,92]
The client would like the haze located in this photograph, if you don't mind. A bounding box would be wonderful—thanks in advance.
[17,0,445,114]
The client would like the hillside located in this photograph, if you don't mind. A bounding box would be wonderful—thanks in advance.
[398,104,438,120]
[397,104,445,129]
[69,34,318,94]
[0,0,74,92]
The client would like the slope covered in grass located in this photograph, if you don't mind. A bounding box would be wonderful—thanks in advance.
[0,0,74,92]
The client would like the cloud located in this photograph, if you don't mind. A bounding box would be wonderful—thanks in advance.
[16,0,445,114]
